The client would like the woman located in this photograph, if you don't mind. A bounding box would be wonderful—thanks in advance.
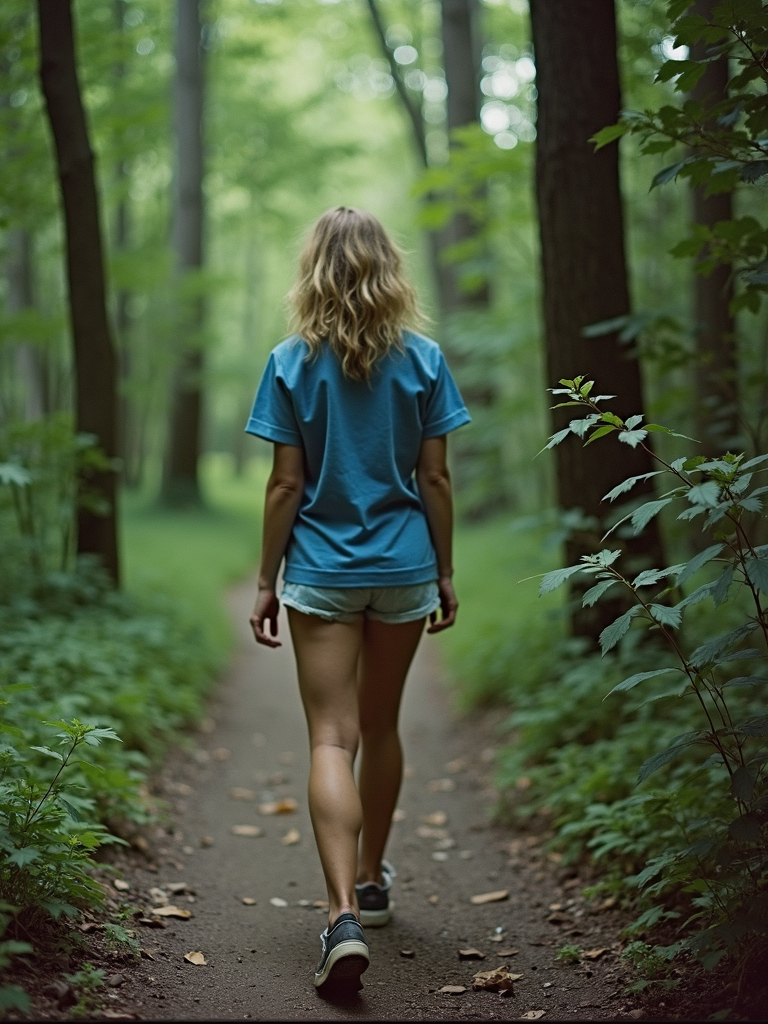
[246,206,470,991]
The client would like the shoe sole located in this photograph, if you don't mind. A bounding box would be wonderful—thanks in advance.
[314,940,369,989]
[359,905,392,927]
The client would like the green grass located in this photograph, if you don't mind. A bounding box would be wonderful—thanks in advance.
[440,516,565,707]
[122,454,268,663]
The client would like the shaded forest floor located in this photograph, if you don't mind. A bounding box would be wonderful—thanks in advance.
[5,578,759,1021]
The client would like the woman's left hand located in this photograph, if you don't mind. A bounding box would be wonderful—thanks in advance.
[250,588,281,647]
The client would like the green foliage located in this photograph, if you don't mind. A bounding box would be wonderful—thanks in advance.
[537,377,767,967]
[0,903,32,1013]
[594,0,768,315]
[556,944,582,965]
[65,962,106,1018]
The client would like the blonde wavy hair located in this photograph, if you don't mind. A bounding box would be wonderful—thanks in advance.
[289,206,424,382]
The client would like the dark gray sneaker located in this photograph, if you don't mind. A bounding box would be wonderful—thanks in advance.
[355,860,395,927]
[314,912,369,989]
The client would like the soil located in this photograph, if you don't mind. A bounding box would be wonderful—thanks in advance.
[8,579,707,1021]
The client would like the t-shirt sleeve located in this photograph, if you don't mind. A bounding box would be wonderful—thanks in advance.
[422,350,472,439]
[244,351,303,446]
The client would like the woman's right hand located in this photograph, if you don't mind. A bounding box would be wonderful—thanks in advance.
[250,588,281,647]
[427,576,458,634]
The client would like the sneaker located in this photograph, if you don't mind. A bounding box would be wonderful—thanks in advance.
[314,912,369,989]
[355,860,396,927]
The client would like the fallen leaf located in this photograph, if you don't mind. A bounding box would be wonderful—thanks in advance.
[583,947,608,960]
[231,824,262,837]
[282,828,301,846]
[165,882,192,895]
[422,811,448,827]
[400,949,414,958]
[471,967,523,992]
[269,897,288,907]
[101,1012,135,1021]
[432,851,449,862]
[427,778,456,792]
[438,985,466,994]
[78,922,100,934]
[519,1013,546,1020]
[113,879,130,891]
[435,837,456,850]
[199,836,215,848]
[489,934,504,943]
[497,948,520,957]
[445,757,468,773]
[241,897,257,906]
[131,835,149,853]
[392,808,407,822]
[184,951,207,966]
[416,826,447,840]
[151,905,192,919]
[313,900,329,909]
[547,912,571,925]
[259,797,298,815]
[458,948,486,960]
[149,887,168,905]
[140,948,156,960]
[213,747,230,761]
[229,787,255,801]
[599,896,616,910]
[548,902,564,912]
[268,771,288,786]
[137,917,165,929]
[427,894,439,904]
[470,890,510,905]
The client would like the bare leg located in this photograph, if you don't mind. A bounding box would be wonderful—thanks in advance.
[287,608,364,927]
[357,617,425,884]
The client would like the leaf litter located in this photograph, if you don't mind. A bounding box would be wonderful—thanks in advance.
[259,797,298,815]
[470,889,509,905]
[471,966,523,992]
[151,905,192,919]
[281,828,301,845]
[184,951,207,966]
[231,824,262,837]
[229,787,255,801]
[458,948,486,960]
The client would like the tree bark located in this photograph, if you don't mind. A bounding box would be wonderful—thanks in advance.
[161,0,205,507]
[530,0,663,640]
[690,0,738,453]
[7,228,47,421]
[36,0,120,585]
[440,0,488,311]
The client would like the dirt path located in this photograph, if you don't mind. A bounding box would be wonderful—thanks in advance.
[113,579,643,1021]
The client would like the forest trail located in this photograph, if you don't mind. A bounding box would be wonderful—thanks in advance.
[115,579,640,1021]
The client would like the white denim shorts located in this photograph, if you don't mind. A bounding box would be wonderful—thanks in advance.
[281,581,440,625]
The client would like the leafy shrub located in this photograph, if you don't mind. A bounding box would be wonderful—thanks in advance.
[534,376,767,968]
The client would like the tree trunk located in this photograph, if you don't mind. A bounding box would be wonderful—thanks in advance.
[36,0,120,585]
[530,0,664,640]
[161,0,205,507]
[7,228,47,421]
[440,0,487,311]
[690,0,738,453]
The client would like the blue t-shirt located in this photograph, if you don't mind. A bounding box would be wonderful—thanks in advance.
[245,331,471,587]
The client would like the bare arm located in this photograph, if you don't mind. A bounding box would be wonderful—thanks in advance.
[416,435,458,633]
[250,442,304,647]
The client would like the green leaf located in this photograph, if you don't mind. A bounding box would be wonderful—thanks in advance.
[590,121,628,150]
[690,622,758,668]
[645,424,698,441]
[584,424,618,445]
[722,675,766,688]
[728,813,761,843]
[581,579,619,607]
[28,746,65,762]
[0,986,30,1013]
[711,564,734,606]
[650,157,692,188]
[740,160,768,182]
[606,667,682,697]
[730,766,756,802]
[603,471,664,503]
[631,498,675,534]
[687,481,721,507]
[738,715,768,737]
[618,428,649,447]
[637,733,700,784]
[538,564,588,596]
[676,543,724,587]
[649,603,683,628]
[633,565,685,587]
[0,463,32,487]
[745,555,768,594]
[7,847,40,868]
[599,606,642,655]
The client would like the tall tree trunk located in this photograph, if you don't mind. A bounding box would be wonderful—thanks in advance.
[7,228,47,421]
[690,0,738,453]
[530,0,663,640]
[161,0,205,507]
[36,0,120,585]
[440,0,487,310]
